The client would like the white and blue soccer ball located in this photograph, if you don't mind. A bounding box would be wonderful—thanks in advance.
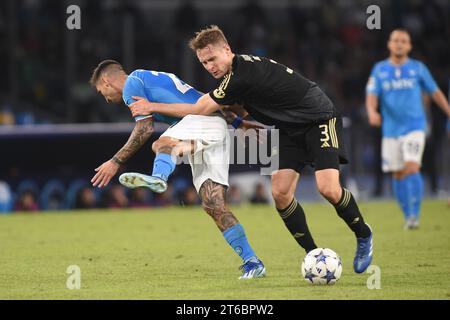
[301,248,343,285]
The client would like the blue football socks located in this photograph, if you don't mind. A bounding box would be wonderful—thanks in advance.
[392,177,409,219]
[223,224,256,262]
[392,172,423,220]
[407,172,423,219]
[152,153,176,181]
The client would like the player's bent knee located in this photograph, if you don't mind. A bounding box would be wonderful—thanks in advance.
[151,139,167,153]
[152,137,174,154]
[395,162,421,179]
[151,140,160,153]
[317,184,341,204]
[271,178,293,198]
[393,171,403,180]
[405,162,420,175]
[271,188,293,208]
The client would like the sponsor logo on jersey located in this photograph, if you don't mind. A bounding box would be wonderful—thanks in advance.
[382,78,415,90]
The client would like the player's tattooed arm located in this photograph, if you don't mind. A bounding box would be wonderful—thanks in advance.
[112,117,154,164]
[199,179,239,232]
[91,118,154,188]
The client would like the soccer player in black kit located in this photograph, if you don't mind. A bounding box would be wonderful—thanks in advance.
[129,25,373,273]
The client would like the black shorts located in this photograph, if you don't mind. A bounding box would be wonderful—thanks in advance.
[277,116,348,173]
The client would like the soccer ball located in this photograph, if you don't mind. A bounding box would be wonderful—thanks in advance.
[301,248,343,285]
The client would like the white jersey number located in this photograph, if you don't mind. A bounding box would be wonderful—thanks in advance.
[154,71,193,94]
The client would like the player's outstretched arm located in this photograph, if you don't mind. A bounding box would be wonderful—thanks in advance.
[129,93,222,118]
[91,117,154,188]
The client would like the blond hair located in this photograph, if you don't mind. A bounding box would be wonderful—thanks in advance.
[189,25,229,51]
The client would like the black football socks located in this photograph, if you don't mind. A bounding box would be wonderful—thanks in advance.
[334,188,371,239]
[277,198,317,253]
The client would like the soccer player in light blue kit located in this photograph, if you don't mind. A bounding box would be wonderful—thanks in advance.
[366,29,450,229]
[89,60,265,278]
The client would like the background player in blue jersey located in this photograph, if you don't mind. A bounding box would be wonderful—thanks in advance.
[366,29,450,229]
[88,60,265,279]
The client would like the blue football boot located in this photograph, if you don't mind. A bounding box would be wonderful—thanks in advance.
[238,257,266,279]
[353,224,373,273]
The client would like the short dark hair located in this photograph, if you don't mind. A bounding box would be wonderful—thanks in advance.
[390,28,411,37]
[89,60,124,86]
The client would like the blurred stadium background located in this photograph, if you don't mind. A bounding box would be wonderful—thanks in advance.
[0,0,449,213]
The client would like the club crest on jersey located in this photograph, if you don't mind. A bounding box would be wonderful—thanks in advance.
[213,72,232,99]
[213,88,225,99]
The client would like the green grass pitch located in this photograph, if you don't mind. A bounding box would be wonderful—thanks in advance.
[1,200,449,300]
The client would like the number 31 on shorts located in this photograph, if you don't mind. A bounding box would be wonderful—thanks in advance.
[319,118,339,149]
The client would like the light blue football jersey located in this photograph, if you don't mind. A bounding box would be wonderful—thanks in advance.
[122,69,203,125]
[366,58,438,137]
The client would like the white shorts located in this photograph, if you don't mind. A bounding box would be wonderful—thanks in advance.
[382,130,425,173]
[161,114,229,192]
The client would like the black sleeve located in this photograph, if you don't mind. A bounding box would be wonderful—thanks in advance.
[209,71,249,106]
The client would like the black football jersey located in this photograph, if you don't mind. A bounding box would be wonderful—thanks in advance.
[209,54,336,125]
